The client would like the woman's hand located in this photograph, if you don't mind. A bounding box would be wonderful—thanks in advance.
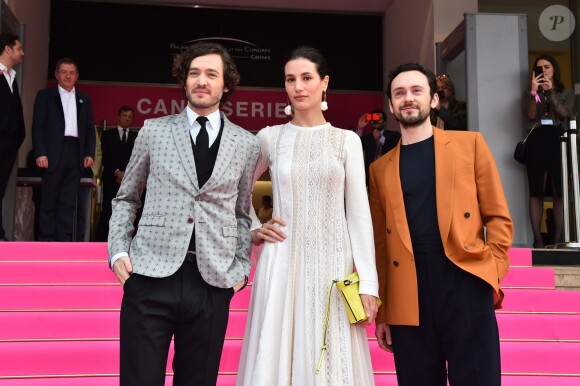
[531,72,543,94]
[540,75,553,91]
[358,294,379,325]
[251,217,287,244]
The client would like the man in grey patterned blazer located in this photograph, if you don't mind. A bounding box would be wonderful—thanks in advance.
[107,42,260,386]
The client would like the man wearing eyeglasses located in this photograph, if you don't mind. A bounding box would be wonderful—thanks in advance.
[430,74,467,131]
[32,58,95,241]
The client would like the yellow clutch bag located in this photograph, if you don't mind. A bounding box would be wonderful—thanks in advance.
[336,272,382,323]
[316,272,382,374]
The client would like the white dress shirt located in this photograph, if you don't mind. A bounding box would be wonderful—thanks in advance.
[58,85,78,137]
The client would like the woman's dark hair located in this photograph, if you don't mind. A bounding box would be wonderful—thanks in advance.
[282,46,329,79]
[533,54,564,93]
[172,41,240,104]
[386,63,437,100]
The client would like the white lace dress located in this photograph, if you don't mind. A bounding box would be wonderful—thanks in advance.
[236,123,379,386]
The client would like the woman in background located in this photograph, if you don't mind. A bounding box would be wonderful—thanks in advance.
[522,54,574,248]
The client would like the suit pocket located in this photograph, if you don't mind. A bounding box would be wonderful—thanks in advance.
[139,215,166,227]
[222,226,237,237]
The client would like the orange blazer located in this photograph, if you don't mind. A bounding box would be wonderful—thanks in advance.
[369,128,513,326]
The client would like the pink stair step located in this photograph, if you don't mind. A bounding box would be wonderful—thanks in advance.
[0,262,116,284]
[0,310,247,340]
[501,375,580,385]
[0,375,402,385]
[501,341,580,373]
[0,339,242,375]
[0,377,175,386]
[0,339,388,376]
[0,376,239,386]
[501,267,555,288]
[0,242,107,261]
[501,288,580,312]
[0,285,251,310]
[372,341,580,374]
[497,313,580,340]
[507,247,532,266]
[0,375,578,386]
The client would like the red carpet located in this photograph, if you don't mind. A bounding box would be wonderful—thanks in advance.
[1,243,579,385]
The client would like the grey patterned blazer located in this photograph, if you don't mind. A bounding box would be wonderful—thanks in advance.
[107,110,260,288]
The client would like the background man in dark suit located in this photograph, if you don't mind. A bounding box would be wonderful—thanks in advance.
[32,58,95,241]
[97,105,139,241]
[0,33,25,242]
[358,109,401,187]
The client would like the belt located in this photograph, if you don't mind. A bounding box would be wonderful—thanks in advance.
[63,136,79,141]
[184,250,196,263]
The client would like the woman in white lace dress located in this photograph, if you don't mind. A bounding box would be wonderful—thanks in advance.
[236,46,380,386]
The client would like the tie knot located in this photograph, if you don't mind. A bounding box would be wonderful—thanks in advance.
[196,116,208,127]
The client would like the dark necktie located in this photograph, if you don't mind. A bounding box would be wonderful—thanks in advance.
[196,116,209,154]
[375,141,381,160]
[122,129,127,144]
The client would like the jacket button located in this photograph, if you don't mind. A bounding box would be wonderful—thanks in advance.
[393,261,399,267]
[464,212,470,219]
[187,218,193,224]
[386,228,391,234]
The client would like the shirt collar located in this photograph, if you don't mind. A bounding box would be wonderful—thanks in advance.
[186,106,221,132]
[0,62,16,78]
[58,84,75,95]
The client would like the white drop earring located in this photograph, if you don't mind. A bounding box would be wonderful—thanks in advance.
[321,91,328,111]
[284,97,293,116]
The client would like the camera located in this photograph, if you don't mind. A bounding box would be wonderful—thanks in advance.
[533,66,544,78]
[366,113,382,122]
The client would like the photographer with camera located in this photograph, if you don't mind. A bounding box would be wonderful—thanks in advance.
[357,109,401,187]
[522,55,575,248]
[430,74,467,131]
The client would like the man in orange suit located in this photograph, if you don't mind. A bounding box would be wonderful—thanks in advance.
[369,63,513,386]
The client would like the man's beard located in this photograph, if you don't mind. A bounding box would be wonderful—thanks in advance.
[394,103,431,129]
[186,87,222,109]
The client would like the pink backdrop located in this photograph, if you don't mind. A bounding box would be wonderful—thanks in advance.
[67,82,384,134]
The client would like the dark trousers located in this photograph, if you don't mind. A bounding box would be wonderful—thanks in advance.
[390,245,501,386]
[38,139,80,241]
[120,257,234,386]
[0,138,20,240]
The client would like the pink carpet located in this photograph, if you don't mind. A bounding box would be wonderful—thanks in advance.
[1,242,579,385]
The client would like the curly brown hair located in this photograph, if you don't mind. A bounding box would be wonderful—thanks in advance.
[172,41,240,104]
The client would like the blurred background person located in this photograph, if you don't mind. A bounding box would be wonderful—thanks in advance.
[431,74,467,131]
[358,109,400,187]
[97,106,139,242]
[0,33,25,241]
[522,54,574,248]
[32,58,95,241]
[257,194,273,224]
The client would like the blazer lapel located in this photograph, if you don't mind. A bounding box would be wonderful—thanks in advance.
[172,111,200,191]
[0,75,10,95]
[199,113,237,193]
[53,89,65,119]
[385,145,414,255]
[433,128,455,245]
